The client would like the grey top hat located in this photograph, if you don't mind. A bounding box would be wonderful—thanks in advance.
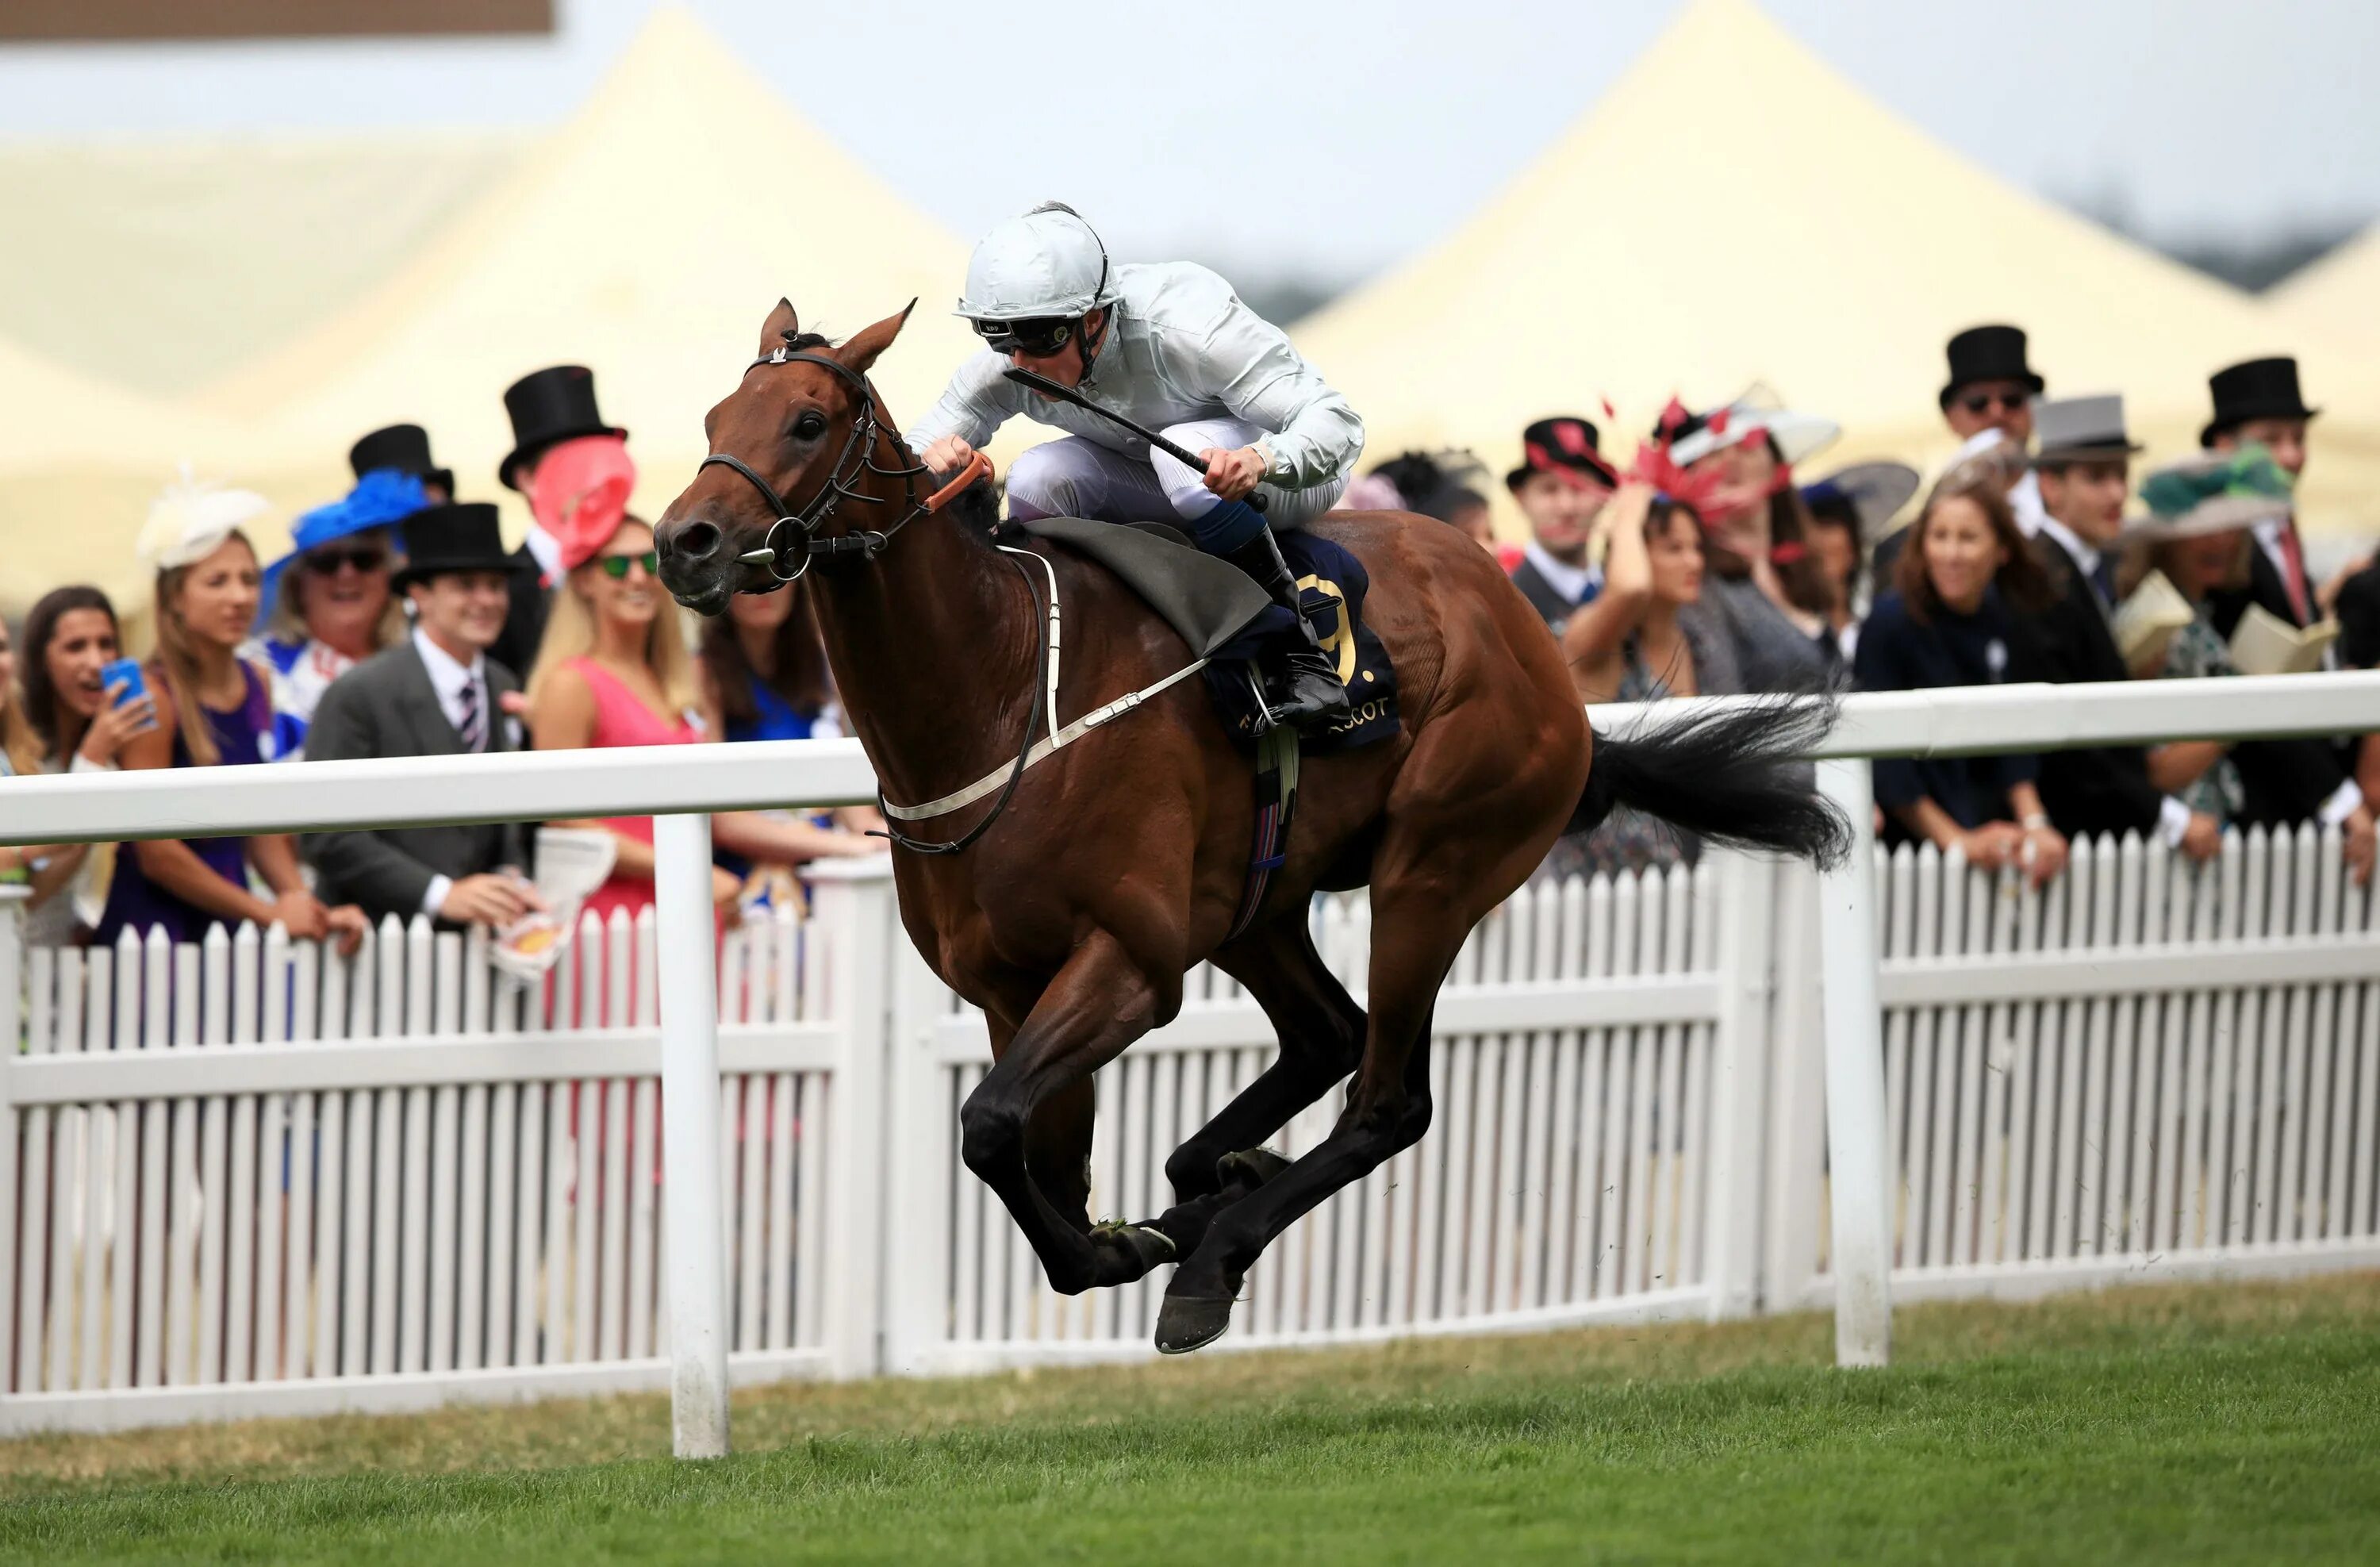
[2032,394,2144,467]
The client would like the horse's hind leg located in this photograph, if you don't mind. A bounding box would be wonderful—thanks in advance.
[1154,885,1471,1354]
[1139,916,1365,1258]
[960,932,1177,1295]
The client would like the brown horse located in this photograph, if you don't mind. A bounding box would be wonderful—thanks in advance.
[657,300,1844,1353]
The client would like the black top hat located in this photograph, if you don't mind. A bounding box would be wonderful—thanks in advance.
[500,366,627,491]
[1940,324,2045,409]
[349,423,454,497]
[392,503,536,590]
[2202,356,2319,446]
[1506,416,1618,491]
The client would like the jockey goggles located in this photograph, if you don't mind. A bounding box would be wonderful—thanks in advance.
[971,314,1081,359]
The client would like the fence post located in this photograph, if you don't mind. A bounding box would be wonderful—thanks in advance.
[0,894,24,1393]
[1815,759,1892,1367]
[1699,854,1775,1319]
[804,855,896,1381]
[1762,861,1829,1314]
[877,927,954,1378]
[654,812,730,1458]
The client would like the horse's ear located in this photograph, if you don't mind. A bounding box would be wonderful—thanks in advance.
[758,298,799,355]
[838,299,916,377]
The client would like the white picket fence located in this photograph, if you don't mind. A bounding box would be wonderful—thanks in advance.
[7,821,2377,1433]
[1775,820,2380,1310]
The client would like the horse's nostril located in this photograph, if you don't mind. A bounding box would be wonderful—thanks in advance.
[674,520,723,562]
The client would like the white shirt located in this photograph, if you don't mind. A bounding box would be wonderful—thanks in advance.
[1522,539,1599,605]
[2008,470,2048,538]
[907,261,1365,492]
[521,524,562,586]
[2033,515,2102,596]
[413,626,491,920]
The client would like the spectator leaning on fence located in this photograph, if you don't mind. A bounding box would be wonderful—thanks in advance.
[301,502,554,929]
[2020,395,2220,861]
[693,583,882,870]
[2121,448,2374,883]
[0,588,159,947]
[245,468,425,761]
[94,479,367,951]
[1854,473,2066,885]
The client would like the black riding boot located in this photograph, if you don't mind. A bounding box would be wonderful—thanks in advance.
[1225,529,1353,736]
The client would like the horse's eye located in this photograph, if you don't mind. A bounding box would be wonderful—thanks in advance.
[793,413,827,441]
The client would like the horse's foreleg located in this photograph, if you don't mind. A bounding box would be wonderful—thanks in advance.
[959,932,1177,1295]
[1154,889,1468,1354]
[1139,916,1365,1255]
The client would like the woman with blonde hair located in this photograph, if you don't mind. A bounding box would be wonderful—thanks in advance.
[94,479,367,950]
[529,491,877,927]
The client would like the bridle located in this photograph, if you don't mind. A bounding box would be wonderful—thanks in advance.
[699,340,986,583]
[695,336,1024,857]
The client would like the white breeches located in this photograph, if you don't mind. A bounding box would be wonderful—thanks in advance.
[1004,417,1348,533]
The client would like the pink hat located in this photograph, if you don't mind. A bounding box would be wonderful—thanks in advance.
[532,434,639,570]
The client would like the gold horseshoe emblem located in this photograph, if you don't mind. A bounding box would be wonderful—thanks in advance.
[1295,573,1357,683]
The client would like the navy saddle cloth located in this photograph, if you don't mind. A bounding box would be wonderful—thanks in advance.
[1009,516,1399,755]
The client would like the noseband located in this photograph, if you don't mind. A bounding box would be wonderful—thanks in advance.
[699,343,985,583]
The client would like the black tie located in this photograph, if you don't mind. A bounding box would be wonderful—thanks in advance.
[2088,555,2116,609]
[458,677,485,753]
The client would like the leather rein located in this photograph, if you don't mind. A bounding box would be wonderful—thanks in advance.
[695,341,1026,856]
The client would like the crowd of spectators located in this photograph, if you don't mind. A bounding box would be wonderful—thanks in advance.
[1365,328,2378,885]
[0,364,880,954]
[6,325,2380,951]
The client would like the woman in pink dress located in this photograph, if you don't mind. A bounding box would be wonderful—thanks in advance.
[524,459,877,943]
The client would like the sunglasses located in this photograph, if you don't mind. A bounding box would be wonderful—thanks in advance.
[597,551,659,581]
[303,544,389,574]
[1960,390,2030,416]
[971,315,1077,358]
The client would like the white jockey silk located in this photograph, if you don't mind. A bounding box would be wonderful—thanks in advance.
[907,261,1365,496]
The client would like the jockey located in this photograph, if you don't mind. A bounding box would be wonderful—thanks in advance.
[909,202,1363,735]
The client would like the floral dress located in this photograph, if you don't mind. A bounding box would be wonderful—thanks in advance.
[2158,610,2247,824]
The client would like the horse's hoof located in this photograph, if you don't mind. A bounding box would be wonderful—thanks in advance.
[1218,1146,1290,1194]
[1154,1292,1235,1355]
[1088,1220,1177,1284]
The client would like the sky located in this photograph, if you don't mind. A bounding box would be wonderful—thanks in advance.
[0,0,2373,288]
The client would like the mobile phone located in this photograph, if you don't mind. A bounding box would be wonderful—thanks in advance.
[98,658,146,706]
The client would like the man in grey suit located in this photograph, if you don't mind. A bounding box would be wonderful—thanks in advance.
[304,502,547,929]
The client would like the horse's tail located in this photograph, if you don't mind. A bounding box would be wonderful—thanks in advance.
[1572,692,1852,869]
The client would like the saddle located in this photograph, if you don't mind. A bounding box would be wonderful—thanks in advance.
[1011,513,1399,938]
[1011,514,1399,756]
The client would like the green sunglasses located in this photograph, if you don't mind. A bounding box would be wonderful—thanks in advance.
[597,551,659,581]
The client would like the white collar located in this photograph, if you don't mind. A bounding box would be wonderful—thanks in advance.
[1522,538,1599,605]
[2008,470,2047,537]
[522,524,562,583]
[2035,514,2102,576]
[412,624,486,697]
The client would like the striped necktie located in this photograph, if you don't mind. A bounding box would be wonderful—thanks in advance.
[458,675,485,753]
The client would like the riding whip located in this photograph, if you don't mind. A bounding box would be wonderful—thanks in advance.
[1000,367,1267,513]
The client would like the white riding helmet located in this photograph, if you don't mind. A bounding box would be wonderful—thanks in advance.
[954,202,1121,323]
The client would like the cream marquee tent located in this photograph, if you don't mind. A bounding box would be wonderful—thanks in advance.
[0,338,286,616]
[198,9,979,532]
[1295,0,2373,536]
[0,132,526,398]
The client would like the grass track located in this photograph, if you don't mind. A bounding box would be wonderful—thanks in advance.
[2,1276,2375,1563]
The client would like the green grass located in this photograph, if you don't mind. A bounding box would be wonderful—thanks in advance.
[3,1276,2376,1564]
